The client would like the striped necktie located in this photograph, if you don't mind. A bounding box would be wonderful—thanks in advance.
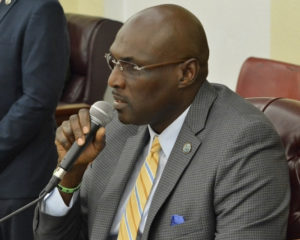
[117,136,161,240]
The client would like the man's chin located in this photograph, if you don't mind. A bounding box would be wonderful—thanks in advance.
[117,111,131,125]
[116,112,144,126]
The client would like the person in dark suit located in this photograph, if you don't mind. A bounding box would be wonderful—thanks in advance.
[0,0,69,239]
[34,4,290,240]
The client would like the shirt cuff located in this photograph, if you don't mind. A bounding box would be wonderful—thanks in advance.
[41,187,79,216]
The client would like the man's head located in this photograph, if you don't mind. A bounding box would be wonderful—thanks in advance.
[107,4,209,133]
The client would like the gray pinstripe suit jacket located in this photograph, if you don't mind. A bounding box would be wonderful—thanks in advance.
[34,80,290,240]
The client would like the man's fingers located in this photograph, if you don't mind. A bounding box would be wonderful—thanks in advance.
[61,120,75,143]
[93,127,106,151]
[78,108,91,134]
[69,114,85,145]
[56,125,72,150]
[54,108,98,169]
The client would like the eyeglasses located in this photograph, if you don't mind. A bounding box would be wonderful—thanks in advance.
[104,53,188,74]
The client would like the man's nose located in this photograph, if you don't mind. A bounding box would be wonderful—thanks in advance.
[107,67,126,89]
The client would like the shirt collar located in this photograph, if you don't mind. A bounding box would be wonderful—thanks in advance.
[148,106,190,159]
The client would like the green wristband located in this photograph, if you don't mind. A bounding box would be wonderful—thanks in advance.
[57,183,81,194]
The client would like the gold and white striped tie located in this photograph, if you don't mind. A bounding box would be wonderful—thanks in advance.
[117,136,161,240]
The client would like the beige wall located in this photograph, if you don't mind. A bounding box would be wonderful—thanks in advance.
[58,0,300,89]
[271,0,300,65]
[59,0,103,16]
[102,0,270,90]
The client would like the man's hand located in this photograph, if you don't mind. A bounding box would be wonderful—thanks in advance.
[55,108,106,204]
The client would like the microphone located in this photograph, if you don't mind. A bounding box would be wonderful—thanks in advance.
[43,101,114,194]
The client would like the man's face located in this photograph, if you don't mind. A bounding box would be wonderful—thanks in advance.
[107,24,182,133]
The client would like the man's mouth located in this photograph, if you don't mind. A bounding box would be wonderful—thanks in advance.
[112,93,128,110]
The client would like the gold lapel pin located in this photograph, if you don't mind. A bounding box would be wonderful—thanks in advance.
[5,0,11,5]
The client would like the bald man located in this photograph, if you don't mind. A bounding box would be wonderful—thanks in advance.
[33,4,290,240]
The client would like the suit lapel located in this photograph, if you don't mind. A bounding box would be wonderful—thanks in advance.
[143,127,201,239]
[142,81,218,238]
[91,126,149,239]
[0,0,16,24]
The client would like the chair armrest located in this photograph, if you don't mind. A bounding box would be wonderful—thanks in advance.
[55,103,90,126]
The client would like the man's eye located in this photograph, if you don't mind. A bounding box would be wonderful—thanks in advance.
[122,62,136,72]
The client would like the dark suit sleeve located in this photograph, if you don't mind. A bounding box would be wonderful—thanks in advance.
[33,198,88,240]
[214,119,290,239]
[0,0,69,164]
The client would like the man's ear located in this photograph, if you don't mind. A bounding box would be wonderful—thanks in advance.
[178,58,199,88]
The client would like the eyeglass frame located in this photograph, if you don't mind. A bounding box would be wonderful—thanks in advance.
[104,52,196,73]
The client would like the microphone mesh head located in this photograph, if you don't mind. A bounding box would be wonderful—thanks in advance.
[89,101,114,126]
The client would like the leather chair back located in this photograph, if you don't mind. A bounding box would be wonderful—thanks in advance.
[61,13,122,105]
[247,97,300,239]
[236,57,300,100]
[55,14,122,125]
